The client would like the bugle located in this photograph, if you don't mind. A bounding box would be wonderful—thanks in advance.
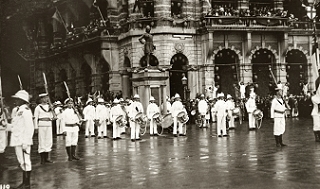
[152,112,162,124]
[134,112,147,125]
[115,115,127,128]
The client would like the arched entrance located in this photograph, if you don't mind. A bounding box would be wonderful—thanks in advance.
[169,53,188,99]
[214,49,239,96]
[286,49,308,95]
[251,48,276,97]
[80,63,92,95]
[97,59,110,93]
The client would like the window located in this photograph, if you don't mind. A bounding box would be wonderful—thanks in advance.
[171,0,183,18]
[142,0,154,17]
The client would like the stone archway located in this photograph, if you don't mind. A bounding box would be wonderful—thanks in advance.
[169,53,189,99]
[286,48,308,95]
[97,58,111,100]
[251,48,277,97]
[214,48,240,96]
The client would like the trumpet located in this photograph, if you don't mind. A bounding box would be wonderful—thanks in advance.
[152,112,162,124]
[177,111,189,124]
[134,112,147,125]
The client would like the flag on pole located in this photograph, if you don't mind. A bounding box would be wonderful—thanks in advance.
[52,9,62,23]
[204,0,211,8]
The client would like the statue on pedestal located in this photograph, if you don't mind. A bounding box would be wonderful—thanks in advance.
[139,25,156,66]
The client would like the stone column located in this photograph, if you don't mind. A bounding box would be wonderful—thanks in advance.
[161,85,167,114]
[154,0,170,18]
[121,72,130,99]
[274,0,284,11]
[238,0,249,10]
[243,32,252,84]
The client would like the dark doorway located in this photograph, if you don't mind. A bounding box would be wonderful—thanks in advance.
[169,53,188,99]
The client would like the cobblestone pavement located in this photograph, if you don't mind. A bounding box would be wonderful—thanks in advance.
[1,118,320,189]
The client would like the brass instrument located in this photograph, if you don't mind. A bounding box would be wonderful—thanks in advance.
[115,115,127,128]
[177,111,189,124]
[134,112,147,125]
[191,110,196,116]
[152,112,162,124]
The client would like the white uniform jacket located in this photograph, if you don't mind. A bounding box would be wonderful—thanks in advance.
[245,98,256,113]
[33,104,54,129]
[61,108,80,132]
[311,95,320,116]
[128,101,144,120]
[95,104,108,124]
[226,100,235,111]
[10,104,34,147]
[213,100,227,117]
[198,100,208,115]
[82,105,96,121]
[171,101,184,117]
[270,97,286,118]
[147,103,160,119]
[110,105,126,123]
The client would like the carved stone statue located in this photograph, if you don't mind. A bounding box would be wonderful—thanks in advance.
[138,25,155,66]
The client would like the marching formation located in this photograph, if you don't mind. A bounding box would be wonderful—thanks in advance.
[1,79,320,188]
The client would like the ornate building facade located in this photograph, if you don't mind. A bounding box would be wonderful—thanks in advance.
[15,0,320,108]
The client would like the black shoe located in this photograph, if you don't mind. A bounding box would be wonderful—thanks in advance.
[113,138,117,140]
[85,135,89,138]
[116,137,122,140]
[44,152,53,163]
[218,135,222,137]
[154,134,159,136]
[179,134,186,136]
[91,135,95,137]
[223,135,228,137]
[98,136,102,139]
[71,146,80,161]
[136,138,142,141]
[104,136,108,138]
[173,134,178,137]
[131,139,136,142]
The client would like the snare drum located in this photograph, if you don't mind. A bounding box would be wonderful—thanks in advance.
[232,107,240,116]
[253,109,263,120]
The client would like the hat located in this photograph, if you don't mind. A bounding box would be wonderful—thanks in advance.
[275,87,282,91]
[249,92,256,98]
[227,94,232,99]
[113,98,120,103]
[39,93,48,98]
[64,98,73,104]
[174,93,181,99]
[12,90,30,103]
[97,98,105,103]
[150,96,155,101]
[54,101,62,106]
[217,92,224,98]
[86,98,93,105]
[200,94,205,98]
[133,94,140,99]
[119,98,124,102]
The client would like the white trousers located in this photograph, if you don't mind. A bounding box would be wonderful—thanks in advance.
[173,117,184,135]
[113,122,120,138]
[38,126,53,153]
[56,118,63,135]
[273,117,285,135]
[149,119,158,135]
[313,115,320,131]
[248,113,256,129]
[130,121,140,139]
[0,130,7,153]
[15,146,32,171]
[85,119,94,136]
[217,115,227,136]
[65,131,79,146]
[98,121,107,137]
[228,110,235,128]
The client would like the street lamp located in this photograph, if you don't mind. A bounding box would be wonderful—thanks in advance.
[181,73,187,102]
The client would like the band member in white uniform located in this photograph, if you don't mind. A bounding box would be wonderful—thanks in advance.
[33,93,54,164]
[54,101,64,135]
[226,94,235,129]
[0,101,8,170]
[147,96,160,136]
[95,98,108,139]
[239,82,246,99]
[161,96,172,114]
[61,98,81,161]
[311,85,320,141]
[129,94,144,141]
[110,98,124,140]
[271,88,287,147]
[119,98,127,134]
[214,93,228,137]
[245,92,257,130]
[171,94,185,137]
[10,90,34,189]
[198,94,208,128]
[83,98,96,138]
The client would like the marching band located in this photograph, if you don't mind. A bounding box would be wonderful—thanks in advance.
[3,82,317,188]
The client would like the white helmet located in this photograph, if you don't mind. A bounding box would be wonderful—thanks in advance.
[12,90,30,103]
[150,96,155,101]
[97,98,105,103]
[133,94,140,99]
[174,93,181,99]
[113,98,120,104]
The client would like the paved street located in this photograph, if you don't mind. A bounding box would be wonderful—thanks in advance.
[1,117,320,189]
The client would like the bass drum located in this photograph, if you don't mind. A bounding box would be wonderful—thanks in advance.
[232,107,240,116]
[158,113,173,135]
[253,109,263,120]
